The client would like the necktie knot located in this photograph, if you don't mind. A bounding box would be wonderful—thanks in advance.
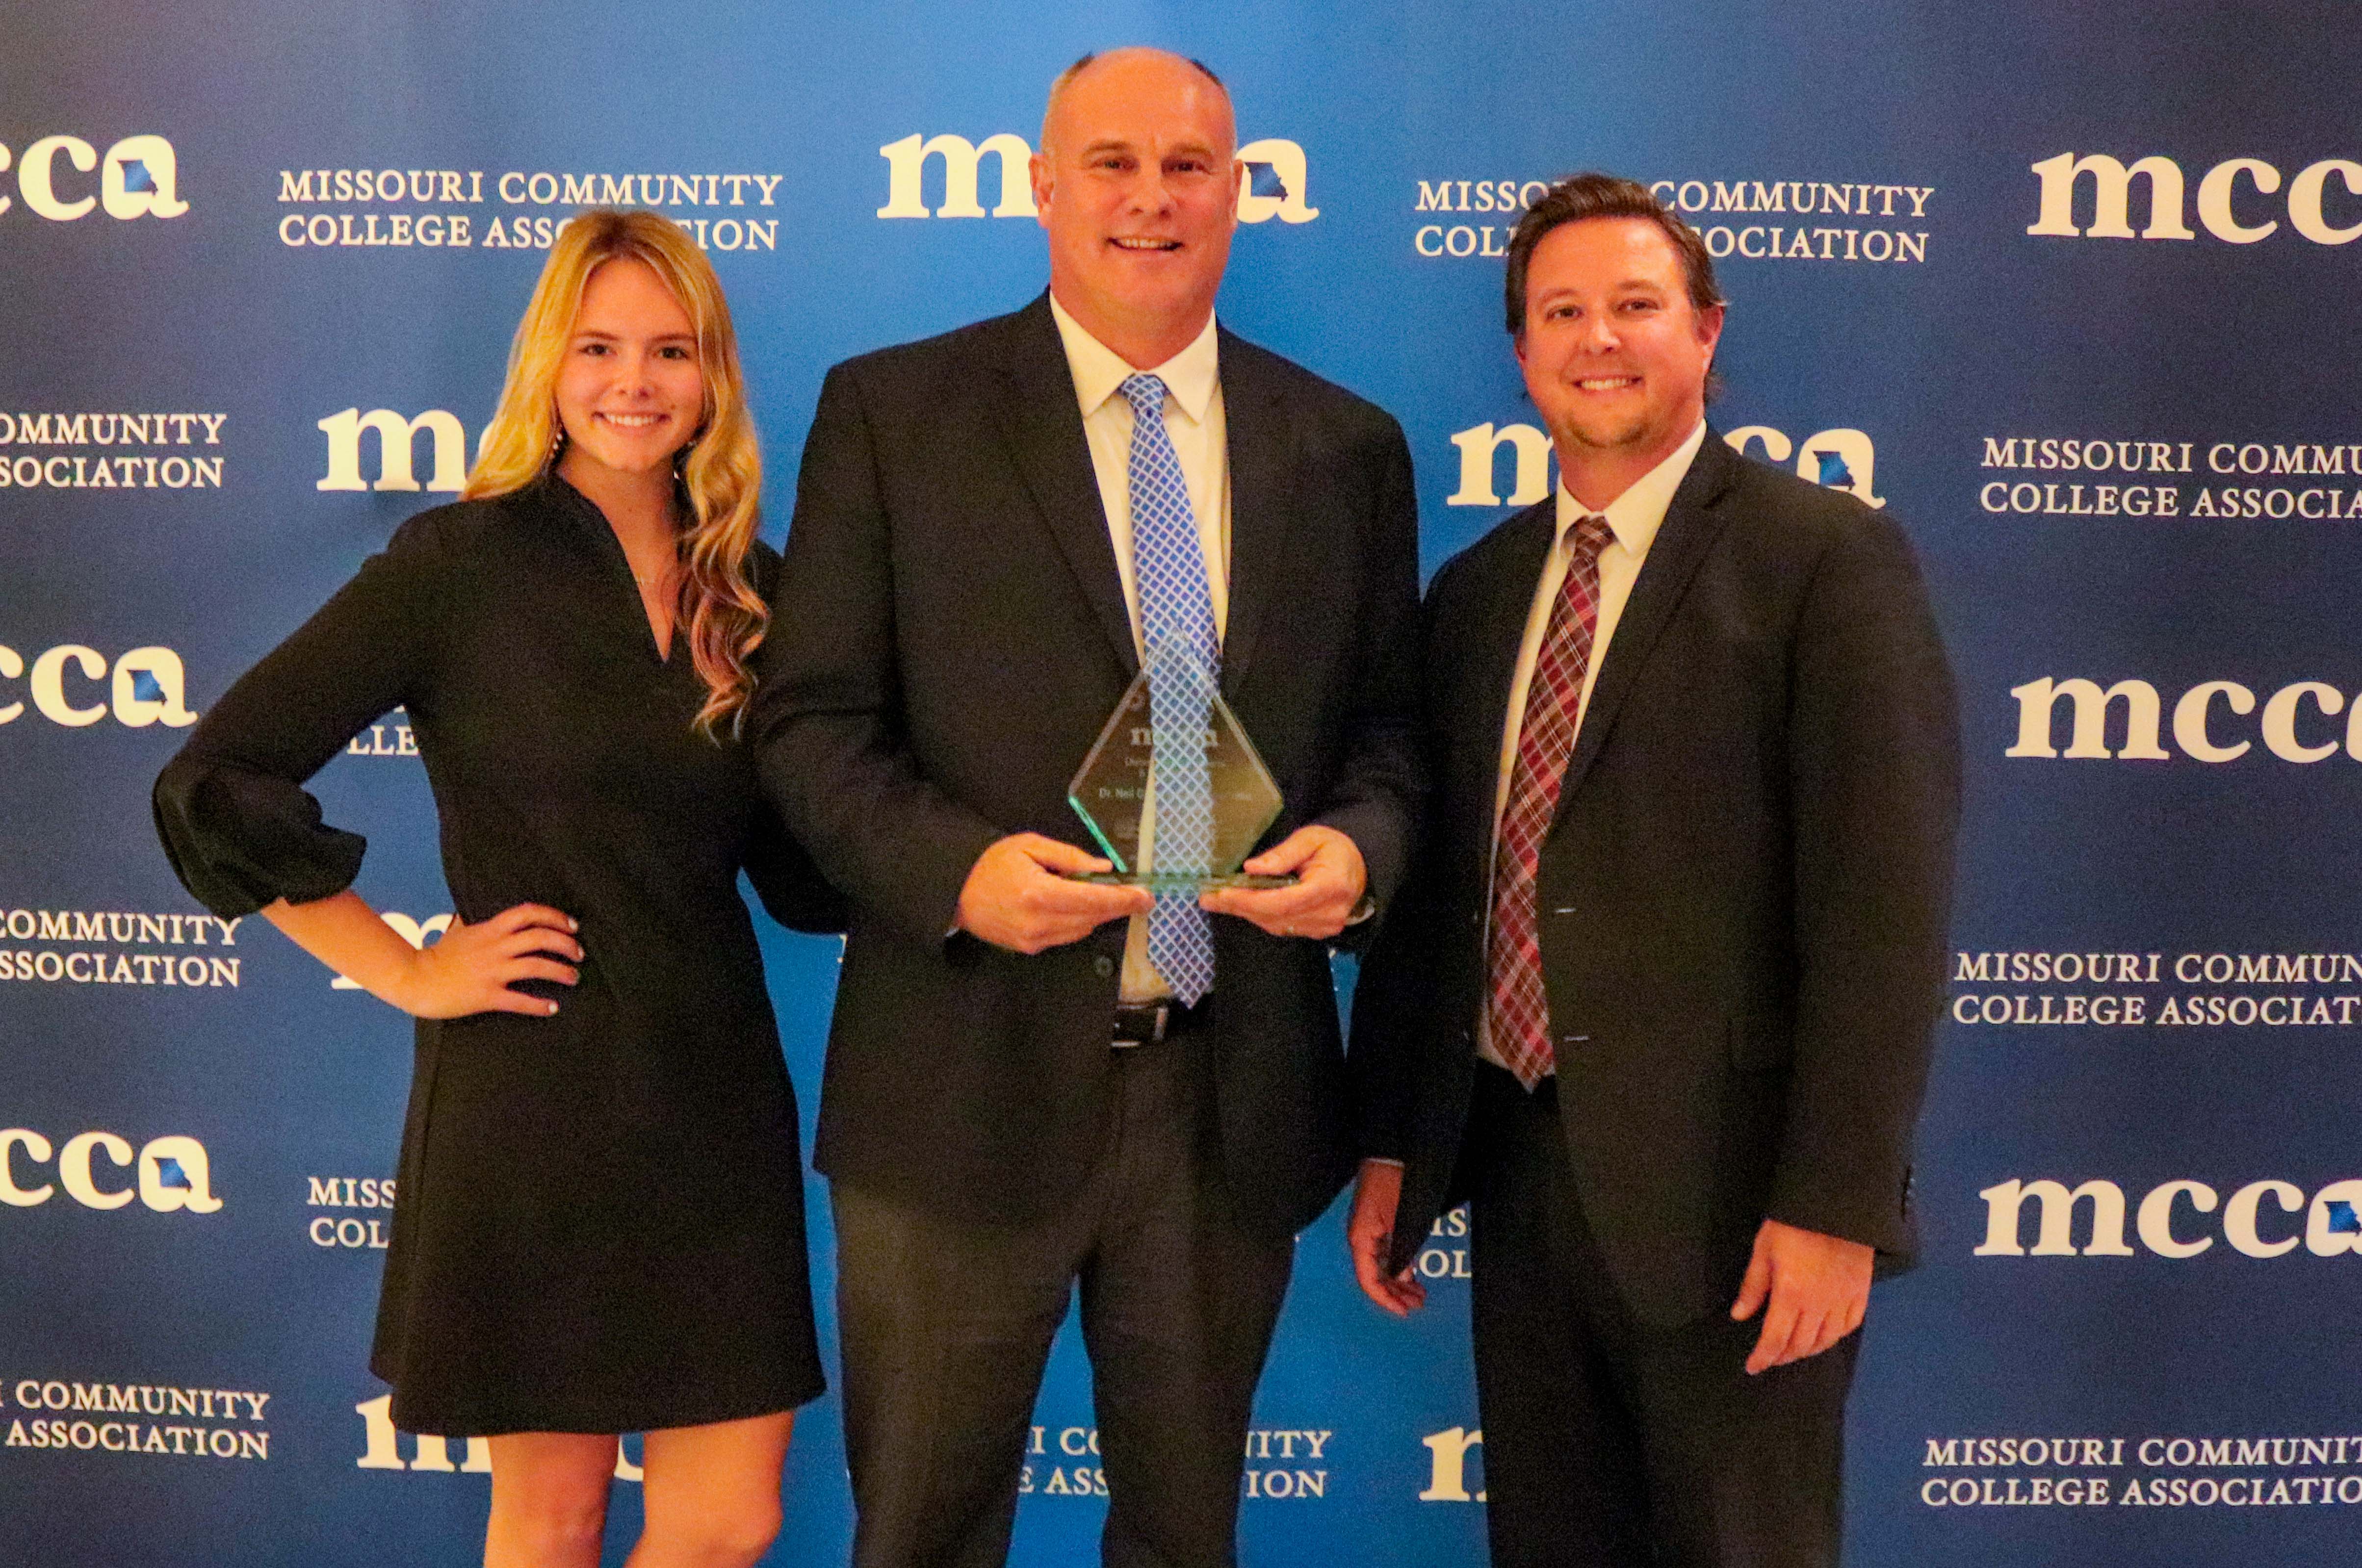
[1120,372,1169,419]
[1571,513,1614,562]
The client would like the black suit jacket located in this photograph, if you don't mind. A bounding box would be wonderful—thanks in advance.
[1352,431,1959,1327]
[755,295,1422,1236]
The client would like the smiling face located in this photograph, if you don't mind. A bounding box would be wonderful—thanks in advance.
[1030,48,1238,366]
[552,257,704,481]
[1515,216,1724,505]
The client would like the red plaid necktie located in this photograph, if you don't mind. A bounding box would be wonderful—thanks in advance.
[1486,514,1615,1089]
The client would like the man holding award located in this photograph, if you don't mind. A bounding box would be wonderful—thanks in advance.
[756,46,1420,1568]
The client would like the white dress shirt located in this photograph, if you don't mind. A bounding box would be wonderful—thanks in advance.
[1475,419,1708,1073]
[1048,294,1232,1002]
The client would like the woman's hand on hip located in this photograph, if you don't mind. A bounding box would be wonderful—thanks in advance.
[391,903,583,1018]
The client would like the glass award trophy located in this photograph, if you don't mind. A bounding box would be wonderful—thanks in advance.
[1066,646,1295,889]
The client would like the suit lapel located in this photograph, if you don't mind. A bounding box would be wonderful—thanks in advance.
[1553,431,1739,814]
[1459,503,1557,824]
[994,295,1139,676]
[1215,331,1289,698]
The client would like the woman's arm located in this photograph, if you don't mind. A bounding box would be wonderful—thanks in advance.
[263,889,581,1018]
[158,506,581,1018]
[156,511,458,917]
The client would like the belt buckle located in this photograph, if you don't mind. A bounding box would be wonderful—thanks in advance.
[1113,999,1172,1048]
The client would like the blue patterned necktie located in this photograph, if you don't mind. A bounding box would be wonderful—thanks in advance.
[1120,372,1219,1005]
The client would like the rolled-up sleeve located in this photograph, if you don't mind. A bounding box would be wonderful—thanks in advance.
[153,511,452,918]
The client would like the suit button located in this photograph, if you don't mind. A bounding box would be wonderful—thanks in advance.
[1094,955,1115,978]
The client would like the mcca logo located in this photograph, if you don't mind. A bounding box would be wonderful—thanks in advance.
[1727,426,1883,507]
[1975,1175,2362,1258]
[0,643,194,728]
[1419,1427,1486,1502]
[2007,676,2362,763]
[1446,423,1883,508]
[0,1129,220,1212]
[876,134,1315,223]
[317,408,472,493]
[2027,151,2362,245]
[0,135,185,221]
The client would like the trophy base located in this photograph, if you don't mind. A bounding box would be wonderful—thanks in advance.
[1066,872,1301,890]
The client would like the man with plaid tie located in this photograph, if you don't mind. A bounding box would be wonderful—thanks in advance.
[1348,174,1959,1568]
[756,47,1420,1568]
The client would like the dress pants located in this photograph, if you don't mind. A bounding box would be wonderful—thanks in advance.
[831,1018,1297,1568]
[1467,1062,1859,1568]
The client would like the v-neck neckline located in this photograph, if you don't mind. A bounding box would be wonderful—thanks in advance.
[544,473,679,664]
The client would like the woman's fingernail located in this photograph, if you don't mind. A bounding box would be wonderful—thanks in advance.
[547,1002,560,1016]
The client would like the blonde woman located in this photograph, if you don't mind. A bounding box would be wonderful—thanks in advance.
[154,210,832,1568]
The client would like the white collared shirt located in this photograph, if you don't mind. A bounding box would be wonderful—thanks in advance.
[1476,418,1708,1072]
[1048,293,1233,1002]
[1049,293,1231,648]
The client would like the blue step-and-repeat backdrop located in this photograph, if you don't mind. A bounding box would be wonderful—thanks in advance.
[5,2,2360,1564]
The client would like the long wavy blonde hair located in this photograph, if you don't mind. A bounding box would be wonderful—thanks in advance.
[466,209,767,735]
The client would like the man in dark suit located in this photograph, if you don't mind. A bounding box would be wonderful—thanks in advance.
[755,47,1420,1568]
[1348,174,1958,1568]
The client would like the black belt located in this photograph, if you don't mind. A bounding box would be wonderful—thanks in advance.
[1473,1056,1558,1105]
[1112,997,1204,1045]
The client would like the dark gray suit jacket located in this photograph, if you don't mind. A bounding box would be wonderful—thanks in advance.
[1352,431,1958,1327]
[755,294,1422,1236]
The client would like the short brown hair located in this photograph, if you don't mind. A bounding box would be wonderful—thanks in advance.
[1503,172,1724,335]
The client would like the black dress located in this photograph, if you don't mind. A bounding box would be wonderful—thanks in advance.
[153,475,833,1436]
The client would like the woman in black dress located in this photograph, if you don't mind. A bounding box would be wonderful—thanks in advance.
[154,210,831,1568]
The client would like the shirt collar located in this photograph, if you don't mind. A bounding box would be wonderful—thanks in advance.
[1553,419,1708,558]
[1048,291,1220,424]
